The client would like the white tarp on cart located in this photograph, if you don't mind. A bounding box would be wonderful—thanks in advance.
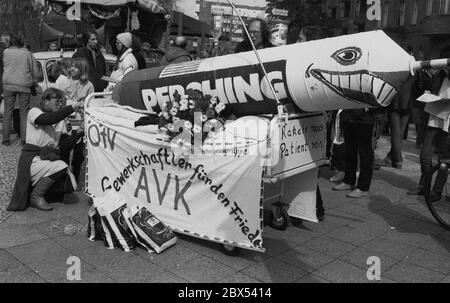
[50,0,167,14]
[85,104,266,252]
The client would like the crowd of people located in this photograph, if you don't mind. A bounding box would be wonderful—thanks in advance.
[1,20,450,218]
[0,27,234,212]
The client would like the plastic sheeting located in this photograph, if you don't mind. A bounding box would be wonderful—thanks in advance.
[50,0,167,14]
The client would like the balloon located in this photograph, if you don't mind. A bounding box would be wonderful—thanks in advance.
[113,31,438,115]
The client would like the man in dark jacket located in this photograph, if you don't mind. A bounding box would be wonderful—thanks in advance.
[0,39,4,104]
[234,18,274,53]
[0,33,11,105]
[333,108,377,198]
[73,29,107,92]
[131,34,147,70]
[158,36,191,66]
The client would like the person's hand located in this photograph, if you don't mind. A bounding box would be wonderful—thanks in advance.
[73,101,84,111]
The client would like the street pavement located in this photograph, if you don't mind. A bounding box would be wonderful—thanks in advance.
[0,127,450,283]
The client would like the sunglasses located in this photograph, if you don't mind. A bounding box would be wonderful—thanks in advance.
[46,98,65,105]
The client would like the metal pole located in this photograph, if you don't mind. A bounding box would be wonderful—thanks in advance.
[178,11,183,36]
[411,58,450,73]
[224,0,287,122]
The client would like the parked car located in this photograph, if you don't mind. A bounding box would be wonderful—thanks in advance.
[33,50,117,93]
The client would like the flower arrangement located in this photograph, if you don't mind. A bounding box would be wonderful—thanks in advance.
[158,89,227,145]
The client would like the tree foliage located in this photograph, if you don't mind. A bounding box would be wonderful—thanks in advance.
[266,0,338,42]
[0,0,38,33]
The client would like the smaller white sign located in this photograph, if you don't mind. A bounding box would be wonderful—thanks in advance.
[417,92,441,103]
[272,8,289,17]
[270,114,326,177]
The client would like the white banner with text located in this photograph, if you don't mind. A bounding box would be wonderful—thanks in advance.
[85,106,265,252]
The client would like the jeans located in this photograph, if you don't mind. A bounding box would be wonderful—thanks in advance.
[2,90,30,143]
[388,109,411,164]
[418,126,450,192]
[343,122,374,191]
[331,143,345,171]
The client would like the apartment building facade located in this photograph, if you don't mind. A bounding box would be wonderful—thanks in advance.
[195,0,267,43]
[328,0,450,59]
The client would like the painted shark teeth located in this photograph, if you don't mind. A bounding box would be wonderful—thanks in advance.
[311,69,397,106]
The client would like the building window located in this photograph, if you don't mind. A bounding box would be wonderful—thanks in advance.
[354,0,361,17]
[339,1,350,18]
[382,2,389,27]
[330,7,337,18]
[399,1,406,26]
[438,0,450,14]
[427,0,433,16]
[411,0,419,24]
[344,1,351,17]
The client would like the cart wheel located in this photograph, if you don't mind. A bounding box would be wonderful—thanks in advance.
[220,244,240,256]
[270,208,289,230]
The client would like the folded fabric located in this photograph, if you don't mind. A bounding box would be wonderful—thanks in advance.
[134,115,160,127]
[39,146,60,161]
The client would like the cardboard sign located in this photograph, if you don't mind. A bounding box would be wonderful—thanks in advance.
[269,114,327,177]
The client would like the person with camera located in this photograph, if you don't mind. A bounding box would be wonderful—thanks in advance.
[2,33,38,146]
[7,88,84,212]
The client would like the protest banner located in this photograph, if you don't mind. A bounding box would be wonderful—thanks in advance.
[85,106,266,252]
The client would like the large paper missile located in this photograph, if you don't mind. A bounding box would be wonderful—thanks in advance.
[113,31,436,115]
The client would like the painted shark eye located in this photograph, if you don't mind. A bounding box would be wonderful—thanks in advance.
[331,47,362,66]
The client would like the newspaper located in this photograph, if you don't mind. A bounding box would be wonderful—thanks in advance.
[417,92,441,103]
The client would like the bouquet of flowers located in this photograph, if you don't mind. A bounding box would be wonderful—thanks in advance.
[158,89,227,146]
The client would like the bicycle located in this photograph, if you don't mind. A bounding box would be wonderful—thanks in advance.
[423,156,450,230]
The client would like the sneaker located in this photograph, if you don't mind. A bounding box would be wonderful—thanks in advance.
[330,171,345,183]
[374,158,389,167]
[392,161,403,169]
[333,182,353,191]
[290,217,303,227]
[407,187,424,196]
[347,189,369,198]
[316,211,325,222]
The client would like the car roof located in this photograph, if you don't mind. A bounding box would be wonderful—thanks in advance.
[33,51,116,62]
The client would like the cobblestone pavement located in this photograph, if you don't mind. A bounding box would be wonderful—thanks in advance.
[0,133,21,223]
[1,127,449,283]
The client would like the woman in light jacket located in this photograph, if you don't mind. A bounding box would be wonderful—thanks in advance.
[106,32,137,91]
[2,33,37,146]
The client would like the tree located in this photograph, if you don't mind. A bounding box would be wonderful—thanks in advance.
[266,0,338,43]
[158,0,176,49]
[0,0,38,34]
